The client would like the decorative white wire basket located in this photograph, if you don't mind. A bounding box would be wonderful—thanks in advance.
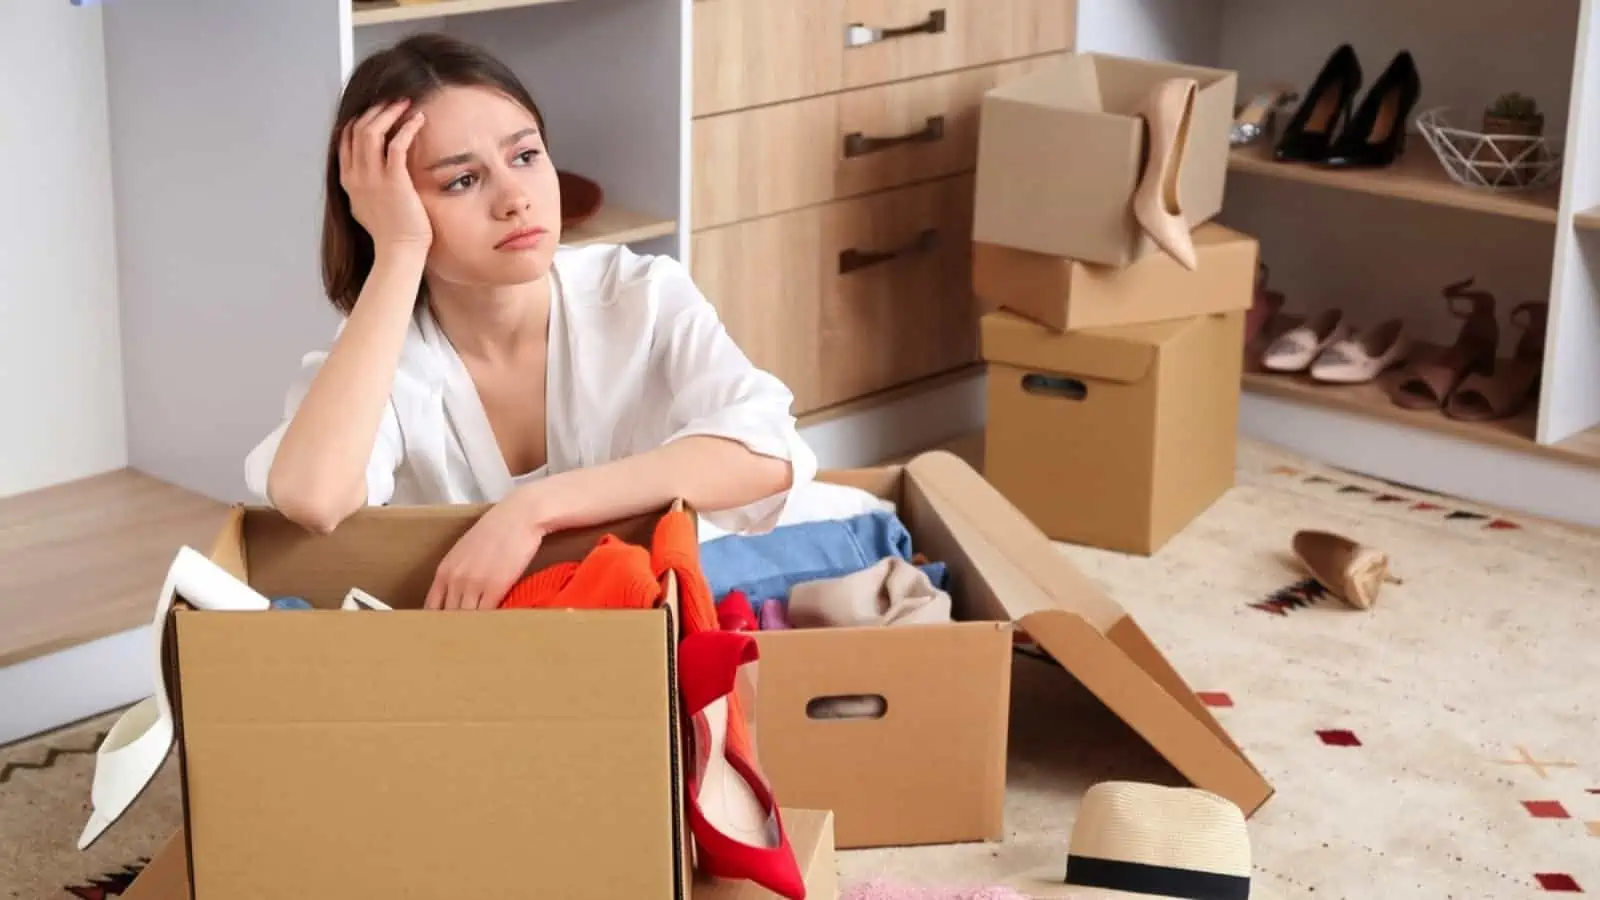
[1416,106,1562,191]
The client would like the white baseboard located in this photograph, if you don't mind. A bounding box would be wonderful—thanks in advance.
[0,626,150,747]
[799,373,987,470]
[1240,392,1600,529]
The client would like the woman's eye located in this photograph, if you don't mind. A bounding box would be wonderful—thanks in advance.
[444,172,477,192]
[513,149,541,166]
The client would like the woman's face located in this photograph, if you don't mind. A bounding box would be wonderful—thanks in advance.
[406,84,561,289]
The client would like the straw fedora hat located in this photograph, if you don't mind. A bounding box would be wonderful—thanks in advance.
[1006,781,1257,899]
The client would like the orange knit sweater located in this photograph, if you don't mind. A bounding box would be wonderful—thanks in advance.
[497,509,752,759]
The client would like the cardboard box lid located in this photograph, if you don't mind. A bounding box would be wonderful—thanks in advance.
[985,52,1234,118]
[980,310,1200,383]
[902,451,1274,816]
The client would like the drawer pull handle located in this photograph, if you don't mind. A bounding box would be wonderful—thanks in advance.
[1021,374,1088,401]
[845,9,946,48]
[839,228,937,274]
[843,115,946,158]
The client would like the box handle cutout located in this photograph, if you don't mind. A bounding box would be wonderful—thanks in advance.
[845,9,946,47]
[844,115,946,158]
[806,694,888,720]
[1022,373,1088,401]
[839,228,937,274]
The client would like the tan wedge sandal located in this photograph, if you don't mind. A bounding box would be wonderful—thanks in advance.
[1292,529,1400,610]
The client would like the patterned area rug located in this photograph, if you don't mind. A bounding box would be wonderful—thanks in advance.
[2,438,1596,898]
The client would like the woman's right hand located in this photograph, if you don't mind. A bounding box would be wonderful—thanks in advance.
[339,98,432,253]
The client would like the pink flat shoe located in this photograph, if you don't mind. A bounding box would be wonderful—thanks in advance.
[1262,308,1351,373]
[1310,318,1411,384]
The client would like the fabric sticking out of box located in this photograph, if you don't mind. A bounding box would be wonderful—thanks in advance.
[699,509,952,630]
[788,557,952,629]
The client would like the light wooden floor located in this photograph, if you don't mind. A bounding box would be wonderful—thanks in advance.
[0,469,231,667]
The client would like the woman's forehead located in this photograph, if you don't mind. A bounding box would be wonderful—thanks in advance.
[413,85,539,148]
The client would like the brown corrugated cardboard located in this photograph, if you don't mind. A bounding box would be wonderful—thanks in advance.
[971,52,1237,267]
[981,310,1244,555]
[126,808,838,900]
[750,451,1269,851]
[973,223,1259,331]
[750,467,1012,850]
[160,505,693,900]
[893,451,1272,815]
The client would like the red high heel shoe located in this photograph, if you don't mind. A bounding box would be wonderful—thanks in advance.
[679,630,806,899]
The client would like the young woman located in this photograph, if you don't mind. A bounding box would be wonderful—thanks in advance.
[244,33,816,611]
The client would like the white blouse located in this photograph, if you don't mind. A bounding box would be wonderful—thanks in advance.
[243,243,818,535]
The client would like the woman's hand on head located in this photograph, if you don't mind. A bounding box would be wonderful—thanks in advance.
[424,489,549,611]
[340,98,433,255]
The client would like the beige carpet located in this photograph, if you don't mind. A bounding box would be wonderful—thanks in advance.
[4,438,1597,898]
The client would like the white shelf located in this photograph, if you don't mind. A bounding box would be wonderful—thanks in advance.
[352,0,580,27]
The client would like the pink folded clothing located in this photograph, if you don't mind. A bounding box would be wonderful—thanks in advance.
[787,556,952,628]
[759,598,792,630]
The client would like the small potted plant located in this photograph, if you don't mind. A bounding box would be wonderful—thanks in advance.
[1483,92,1544,138]
[1473,92,1546,185]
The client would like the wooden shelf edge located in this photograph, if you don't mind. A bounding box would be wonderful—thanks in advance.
[1228,143,1561,225]
[352,0,576,27]
[1574,205,1600,231]
[564,206,677,248]
[1240,369,1600,471]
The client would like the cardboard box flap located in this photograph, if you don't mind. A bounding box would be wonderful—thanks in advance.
[980,310,1189,384]
[903,450,1274,816]
[989,54,1099,109]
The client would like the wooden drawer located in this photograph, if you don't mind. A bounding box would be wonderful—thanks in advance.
[693,0,1076,117]
[692,174,979,414]
[693,56,1059,231]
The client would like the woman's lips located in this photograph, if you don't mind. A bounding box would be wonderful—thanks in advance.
[496,226,546,250]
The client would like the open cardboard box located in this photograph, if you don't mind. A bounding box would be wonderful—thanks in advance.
[972,52,1237,267]
[117,503,702,899]
[747,452,1272,849]
[125,812,839,900]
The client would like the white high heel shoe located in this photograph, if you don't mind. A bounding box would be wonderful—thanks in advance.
[78,546,270,849]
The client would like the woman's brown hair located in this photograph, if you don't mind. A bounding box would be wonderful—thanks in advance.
[320,32,547,315]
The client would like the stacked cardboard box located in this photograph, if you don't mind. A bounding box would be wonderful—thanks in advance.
[971,52,1258,556]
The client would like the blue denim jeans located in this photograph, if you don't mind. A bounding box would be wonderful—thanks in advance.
[698,510,946,607]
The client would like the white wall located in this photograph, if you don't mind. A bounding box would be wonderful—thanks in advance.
[1076,0,1223,66]
[0,3,127,499]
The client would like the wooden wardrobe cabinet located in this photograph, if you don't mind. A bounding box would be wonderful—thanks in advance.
[689,0,1077,417]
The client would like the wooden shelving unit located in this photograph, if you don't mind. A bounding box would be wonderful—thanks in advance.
[1241,356,1600,470]
[1229,143,1561,225]
[0,468,230,668]
[352,0,575,27]
[1107,0,1600,522]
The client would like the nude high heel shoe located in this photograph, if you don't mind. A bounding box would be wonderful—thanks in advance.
[1292,530,1399,610]
[1134,77,1201,270]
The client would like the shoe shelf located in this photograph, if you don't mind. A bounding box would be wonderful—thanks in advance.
[352,0,580,28]
[1228,142,1561,225]
[1242,348,1600,471]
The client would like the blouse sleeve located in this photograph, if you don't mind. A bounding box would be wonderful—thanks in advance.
[648,256,818,535]
[242,347,405,507]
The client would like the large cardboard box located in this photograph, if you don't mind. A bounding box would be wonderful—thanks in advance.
[972,52,1237,267]
[129,504,695,899]
[124,810,840,900]
[982,312,1244,555]
[749,452,1270,850]
[973,223,1259,332]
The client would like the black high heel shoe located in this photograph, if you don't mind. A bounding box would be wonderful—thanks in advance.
[1274,43,1363,162]
[1322,51,1421,169]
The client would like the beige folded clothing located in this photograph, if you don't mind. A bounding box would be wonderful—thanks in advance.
[787,557,953,628]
